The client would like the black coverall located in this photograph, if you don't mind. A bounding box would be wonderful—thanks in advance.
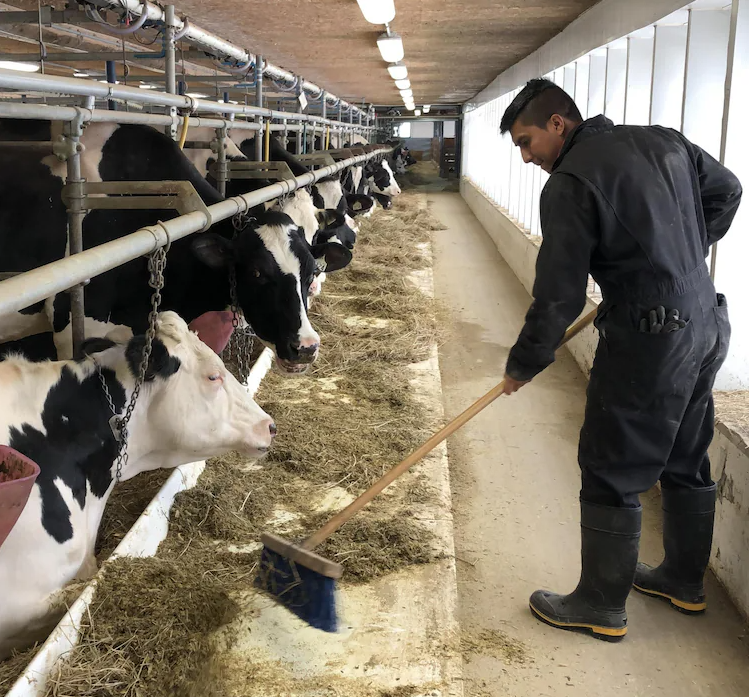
[506,116,742,508]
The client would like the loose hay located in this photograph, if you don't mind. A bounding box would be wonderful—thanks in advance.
[461,629,530,665]
[714,391,749,442]
[44,557,237,697]
[96,469,172,560]
[0,644,40,692]
[44,185,448,696]
[306,505,440,582]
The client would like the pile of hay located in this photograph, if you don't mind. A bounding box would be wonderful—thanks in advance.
[0,645,40,692]
[42,191,450,696]
[714,391,749,442]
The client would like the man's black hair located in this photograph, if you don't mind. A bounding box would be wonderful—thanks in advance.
[500,78,583,134]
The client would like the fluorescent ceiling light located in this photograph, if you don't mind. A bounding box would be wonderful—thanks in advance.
[186,92,209,98]
[395,78,410,90]
[0,61,40,73]
[414,109,421,116]
[98,79,120,84]
[139,83,158,89]
[423,104,431,113]
[356,0,395,25]
[377,33,404,63]
[387,62,408,80]
[399,88,413,99]
[73,70,90,78]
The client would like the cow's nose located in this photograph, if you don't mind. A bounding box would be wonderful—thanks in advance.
[269,423,277,437]
[297,342,319,356]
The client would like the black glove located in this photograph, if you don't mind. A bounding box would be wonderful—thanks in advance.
[639,307,687,334]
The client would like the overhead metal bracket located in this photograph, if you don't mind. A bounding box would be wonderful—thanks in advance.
[296,152,336,169]
[325,148,356,161]
[60,180,213,230]
[208,160,295,182]
[0,135,84,161]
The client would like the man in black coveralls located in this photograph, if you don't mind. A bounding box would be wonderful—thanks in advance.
[499,78,742,641]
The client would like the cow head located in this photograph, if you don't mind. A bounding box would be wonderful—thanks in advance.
[267,189,320,245]
[365,159,402,197]
[191,211,351,375]
[88,311,276,469]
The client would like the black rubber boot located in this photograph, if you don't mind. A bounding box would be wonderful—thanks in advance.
[633,484,716,614]
[529,501,642,642]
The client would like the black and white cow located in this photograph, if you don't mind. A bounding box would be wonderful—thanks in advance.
[0,311,275,657]
[0,121,350,374]
[185,131,367,297]
[365,158,402,198]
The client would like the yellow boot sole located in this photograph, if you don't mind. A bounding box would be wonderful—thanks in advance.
[632,583,707,614]
[529,603,628,642]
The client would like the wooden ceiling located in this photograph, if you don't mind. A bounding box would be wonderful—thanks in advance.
[1,1,601,106]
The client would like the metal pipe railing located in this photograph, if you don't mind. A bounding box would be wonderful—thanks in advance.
[87,0,368,120]
[0,101,262,131]
[0,147,391,317]
[0,69,375,132]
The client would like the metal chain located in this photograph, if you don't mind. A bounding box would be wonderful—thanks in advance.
[225,212,255,383]
[95,247,168,483]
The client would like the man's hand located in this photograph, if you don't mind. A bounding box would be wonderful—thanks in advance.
[501,373,530,395]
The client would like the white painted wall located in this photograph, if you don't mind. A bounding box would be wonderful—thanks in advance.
[714,0,749,390]
[710,424,749,620]
[468,0,692,108]
[650,24,688,128]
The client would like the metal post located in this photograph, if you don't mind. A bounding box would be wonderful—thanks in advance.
[164,4,177,140]
[64,116,86,358]
[105,60,117,111]
[254,55,264,161]
[296,76,304,155]
[319,90,326,152]
[338,102,343,147]
[214,125,227,197]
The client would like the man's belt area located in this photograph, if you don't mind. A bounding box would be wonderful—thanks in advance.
[596,264,710,304]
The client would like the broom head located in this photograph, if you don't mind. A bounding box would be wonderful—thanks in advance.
[255,532,343,632]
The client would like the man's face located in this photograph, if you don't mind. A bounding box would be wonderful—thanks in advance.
[510,114,567,174]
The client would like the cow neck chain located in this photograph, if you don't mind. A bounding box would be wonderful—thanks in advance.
[226,213,256,384]
[94,247,167,483]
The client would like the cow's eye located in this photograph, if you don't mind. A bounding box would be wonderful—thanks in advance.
[254,269,261,278]
[208,373,223,383]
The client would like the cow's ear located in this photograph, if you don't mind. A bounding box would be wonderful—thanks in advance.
[310,241,352,273]
[126,336,181,381]
[191,234,234,269]
[314,209,334,228]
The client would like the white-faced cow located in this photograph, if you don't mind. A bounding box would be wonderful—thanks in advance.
[0,311,275,657]
[0,120,350,374]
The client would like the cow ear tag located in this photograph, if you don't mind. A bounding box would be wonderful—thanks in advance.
[109,416,123,442]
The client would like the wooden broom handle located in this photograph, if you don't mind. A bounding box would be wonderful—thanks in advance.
[302,307,598,551]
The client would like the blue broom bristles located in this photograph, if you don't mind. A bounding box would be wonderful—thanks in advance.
[255,544,339,632]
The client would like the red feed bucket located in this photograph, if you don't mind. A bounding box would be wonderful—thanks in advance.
[0,446,40,550]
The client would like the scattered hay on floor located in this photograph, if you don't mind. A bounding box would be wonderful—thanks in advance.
[43,557,238,697]
[192,653,442,697]
[461,629,530,665]
[0,644,40,692]
[96,469,172,560]
[714,391,749,441]
[305,504,440,582]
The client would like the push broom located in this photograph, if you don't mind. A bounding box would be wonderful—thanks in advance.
[256,308,598,631]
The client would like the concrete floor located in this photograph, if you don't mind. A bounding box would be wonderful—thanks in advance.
[428,188,749,696]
